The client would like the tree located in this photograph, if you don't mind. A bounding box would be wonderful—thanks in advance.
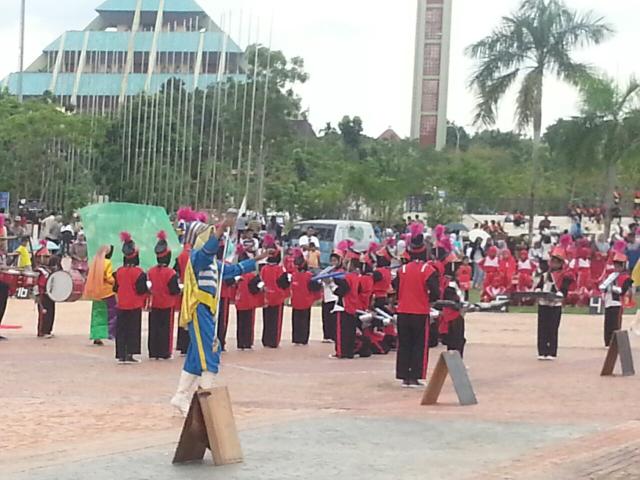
[466,0,612,238]
[576,76,640,237]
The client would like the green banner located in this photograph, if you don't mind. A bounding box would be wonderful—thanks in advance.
[79,202,181,270]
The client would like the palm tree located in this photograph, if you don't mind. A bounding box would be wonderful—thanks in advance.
[577,76,640,237]
[466,0,612,238]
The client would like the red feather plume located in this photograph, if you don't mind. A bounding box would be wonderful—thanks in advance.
[157,230,167,241]
[39,239,47,247]
[120,231,132,243]
[337,239,354,252]
[367,242,379,255]
[177,207,195,222]
[292,247,304,258]
[263,234,276,248]
[195,211,208,223]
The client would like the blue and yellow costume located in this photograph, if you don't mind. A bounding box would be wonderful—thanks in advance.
[180,234,255,376]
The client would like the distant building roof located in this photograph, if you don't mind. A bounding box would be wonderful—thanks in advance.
[96,0,205,13]
[289,119,317,139]
[377,128,401,141]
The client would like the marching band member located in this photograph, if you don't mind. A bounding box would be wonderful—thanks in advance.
[321,244,347,343]
[441,277,467,358]
[234,245,263,350]
[35,249,59,338]
[217,239,236,352]
[174,242,192,355]
[333,248,364,359]
[599,252,633,347]
[393,222,440,387]
[516,249,536,293]
[260,235,290,348]
[372,242,393,310]
[479,246,500,300]
[113,233,148,364]
[290,249,322,345]
[534,247,573,361]
[147,231,181,360]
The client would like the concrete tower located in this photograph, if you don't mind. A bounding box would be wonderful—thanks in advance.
[410,0,453,150]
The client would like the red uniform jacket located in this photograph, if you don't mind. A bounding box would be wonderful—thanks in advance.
[359,274,374,310]
[291,270,322,310]
[339,272,362,315]
[220,278,237,301]
[396,261,439,315]
[114,266,147,310]
[372,267,392,299]
[148,265,180,309]
[261,263,291,306]
[235,272,263,311]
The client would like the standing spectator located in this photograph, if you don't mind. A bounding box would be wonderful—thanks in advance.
[266,216,282,241]
[240,228,259,258]
[60,220,75,256]
[468,238,485,290]
[235,213,248,240]
[538,214,551,233]
[306,242,321,270]
[374,221,383,241]
[69,233,89,275]
[298,227,320,251]
[39,212,56,240]
[47,215,62,247]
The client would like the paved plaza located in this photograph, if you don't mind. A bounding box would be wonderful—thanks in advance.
[1,300,639,479]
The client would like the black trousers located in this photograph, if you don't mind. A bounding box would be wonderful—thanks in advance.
[537,305,561,357]
[396,313,429,380]
[336,312,357,358]
[0,281,8,327]
[604,307,622,347]
[262,304,283,348]
[445,316,466,358]
[116,308,142,360]
[148,307,171,359]
[322,302,337,341]
[292,308,311,345]
[237,309,255,349]
[37,295,56,336]
[217,297,231,351]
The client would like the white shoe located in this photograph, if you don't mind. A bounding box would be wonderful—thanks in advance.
[537,355,546,361]
[171,371,198,417]
[546,356,556,361]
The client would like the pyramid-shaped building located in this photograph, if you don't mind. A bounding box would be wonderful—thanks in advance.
[3,0,244,111]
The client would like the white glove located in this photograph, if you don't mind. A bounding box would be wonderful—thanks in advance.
[287,274,293,282]
[257,281,265,290]
[146,281,153,290]
[612,286,622,294]
[234,275,242,282]
[555,292,564,299]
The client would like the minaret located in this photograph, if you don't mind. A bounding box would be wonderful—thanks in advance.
[410,0,453,150]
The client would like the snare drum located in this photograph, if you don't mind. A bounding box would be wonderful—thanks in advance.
[46,270,85,303]
[20,271,40,289]
[0,269,21,295]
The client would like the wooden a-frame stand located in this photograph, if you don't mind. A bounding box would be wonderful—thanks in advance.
[601,330,635,377]
[421,351,478,406]
[172,386,244,466]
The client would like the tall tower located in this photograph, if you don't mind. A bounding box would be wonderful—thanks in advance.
[410,0,453,150]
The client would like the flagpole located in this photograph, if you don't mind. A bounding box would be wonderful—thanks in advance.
[18,0,26,103]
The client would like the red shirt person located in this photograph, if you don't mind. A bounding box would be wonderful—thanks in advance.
[290,249,322,345]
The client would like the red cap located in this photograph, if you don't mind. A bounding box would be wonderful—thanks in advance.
[550,247,566,261]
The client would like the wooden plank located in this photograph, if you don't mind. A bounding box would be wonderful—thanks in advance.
[616,331,635,377]
[442,351,478,406]
[172,393,209,464]
[421,354,448,406]
[601,333,619,376]
[198,387,244,466]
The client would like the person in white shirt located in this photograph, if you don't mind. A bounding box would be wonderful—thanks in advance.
[299,227,320,252]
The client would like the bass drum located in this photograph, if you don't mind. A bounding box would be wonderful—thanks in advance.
[46,270,85,303]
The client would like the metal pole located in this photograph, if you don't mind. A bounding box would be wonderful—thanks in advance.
[18,0,26,102]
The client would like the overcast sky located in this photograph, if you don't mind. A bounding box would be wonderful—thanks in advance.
[0,0,637,137]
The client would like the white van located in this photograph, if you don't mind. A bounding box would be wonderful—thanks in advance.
[288,220,377,265]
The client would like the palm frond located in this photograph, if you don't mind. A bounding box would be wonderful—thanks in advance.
[616,78,640,116]
[515,69,542,132]
[472,69,520,127]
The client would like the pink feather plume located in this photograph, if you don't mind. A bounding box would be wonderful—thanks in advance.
[409,222,424,238]
[39,239,47,248]
[195,211,208,223]
[613,240,627,253]
[367,242,379,255]
[177,207,195,222]
[292,247,304,258]
[120,231,132,243]
[434,224,446,241]
[439,236,453,253]
[263,234,276,248]
[385,237,397,248]
[157,230,167,241]
[336,239,354,252]
[559,234,573,249]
